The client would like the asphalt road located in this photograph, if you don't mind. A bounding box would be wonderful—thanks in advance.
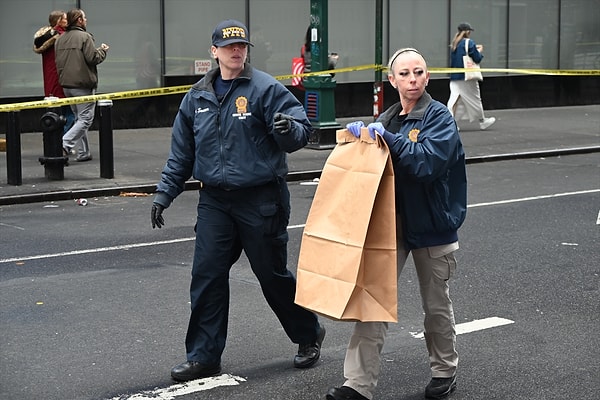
[1,152,599,400]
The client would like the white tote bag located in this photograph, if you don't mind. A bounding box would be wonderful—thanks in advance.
[463,39,483,81]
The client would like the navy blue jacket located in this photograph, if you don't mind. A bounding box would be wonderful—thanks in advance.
[377,92,467,250]
[449,38,483,81]
[155,64,312,207]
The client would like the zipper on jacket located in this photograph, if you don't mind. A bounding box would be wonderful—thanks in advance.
[218,82,232,188]
[216,80,240,188]
[216,105,226,187]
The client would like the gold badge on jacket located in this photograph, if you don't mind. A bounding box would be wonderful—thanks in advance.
[408,128,420,142]
[233,96,251,120]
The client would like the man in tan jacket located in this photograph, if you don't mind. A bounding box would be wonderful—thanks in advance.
[55,8,108,162]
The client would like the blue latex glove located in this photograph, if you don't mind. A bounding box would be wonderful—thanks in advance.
[346,121,364,138]
[367,122,386,140]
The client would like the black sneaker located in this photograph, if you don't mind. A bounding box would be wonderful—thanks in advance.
[293,324,325,368]
[170,361,221,382]
[425,375,457,399]
[326,386,368,400]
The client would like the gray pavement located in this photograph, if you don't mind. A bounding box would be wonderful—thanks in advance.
[1,150,598,400]
[1,105,599,205]
[1,105,599,400]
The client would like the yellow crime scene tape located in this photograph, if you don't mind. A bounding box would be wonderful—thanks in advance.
[428,67,600,75]
[0,85,192,112]
[0,65,598,112]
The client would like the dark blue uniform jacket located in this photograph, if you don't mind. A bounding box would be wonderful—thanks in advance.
[155,63,312,207]
[378,92,467,250]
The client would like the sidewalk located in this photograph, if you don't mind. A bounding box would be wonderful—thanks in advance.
[1,106,598,205]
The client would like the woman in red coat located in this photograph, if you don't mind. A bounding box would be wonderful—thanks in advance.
[33,10,75,133]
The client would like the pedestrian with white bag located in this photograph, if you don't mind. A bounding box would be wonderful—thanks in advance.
[447,22,496,131]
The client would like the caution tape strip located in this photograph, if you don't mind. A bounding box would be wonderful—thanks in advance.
[1,65,598,112]
[428,67,600,75]
[275,64,378,81]
[0,85,192,112]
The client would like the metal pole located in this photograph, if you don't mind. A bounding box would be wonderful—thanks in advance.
[98,99,114,179]
[6,111,22,186]
[373,0,383,120]
[305,0,341,149]
[309,0,328,73]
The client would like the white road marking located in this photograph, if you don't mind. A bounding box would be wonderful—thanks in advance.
[597,209,600,225]
[410,317,514,339]
[3,189,584,398]
[0,222,25,230]
[466,189,599,208]
[106,374,246,400]
[300,178,320,185]
[1,189,597,265]
[0,238,193,264]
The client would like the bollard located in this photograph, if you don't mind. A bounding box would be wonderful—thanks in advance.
[98,99,114,179]
[38,111,67,180]
[6,111,22,186]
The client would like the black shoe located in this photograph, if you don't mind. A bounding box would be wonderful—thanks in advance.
[170,361,221,382]
[293,324,326,368]
[425,375,457,399]
[326,386,368,400]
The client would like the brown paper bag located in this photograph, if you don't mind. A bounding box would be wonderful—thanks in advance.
[295,128,397,322]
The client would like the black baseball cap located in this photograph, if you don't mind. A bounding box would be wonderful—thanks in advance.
[212,19,253,47]
[458,22,475,32]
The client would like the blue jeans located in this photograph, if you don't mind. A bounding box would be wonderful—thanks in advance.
[61,105,75,134]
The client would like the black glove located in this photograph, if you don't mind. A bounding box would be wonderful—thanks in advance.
[151,203,165,229]
[274,113,294,135]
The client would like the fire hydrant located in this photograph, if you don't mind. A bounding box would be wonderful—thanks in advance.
[38,110,68,180]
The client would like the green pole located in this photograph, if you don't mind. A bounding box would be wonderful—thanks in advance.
[304,0,341,149]
[308,0,328,73]
[374,0,383,120]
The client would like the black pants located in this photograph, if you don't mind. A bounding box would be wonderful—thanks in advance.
[185,180,320,364]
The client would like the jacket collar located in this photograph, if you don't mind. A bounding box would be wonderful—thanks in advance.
[67,26,86,32]
[33,26,56,54]
[194,63,252,92]
[380,91,433,125]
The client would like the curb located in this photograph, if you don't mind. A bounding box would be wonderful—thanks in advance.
[1,147,599,206]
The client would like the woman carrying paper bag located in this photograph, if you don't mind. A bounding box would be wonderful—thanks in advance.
[324,49,467,400]
[295,127,398,323]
